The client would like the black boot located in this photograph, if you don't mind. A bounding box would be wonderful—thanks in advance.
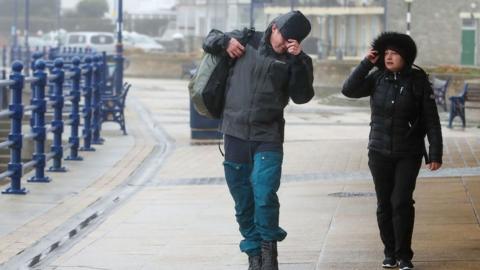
[261,241,278,270]
[248,255,262,270]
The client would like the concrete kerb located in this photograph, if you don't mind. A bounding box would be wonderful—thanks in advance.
[0,96,173,269]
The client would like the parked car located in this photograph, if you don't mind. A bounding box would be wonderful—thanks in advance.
[155,29,186,52]
[123,31,165,53]
[64,32,115,54]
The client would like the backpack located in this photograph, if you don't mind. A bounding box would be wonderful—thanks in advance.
[188,28,255,119]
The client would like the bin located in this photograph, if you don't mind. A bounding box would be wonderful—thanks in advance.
[189,101,222,140]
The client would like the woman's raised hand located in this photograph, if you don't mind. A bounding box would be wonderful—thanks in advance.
[366,49,380,64]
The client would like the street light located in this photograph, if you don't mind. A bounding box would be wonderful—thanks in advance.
[56,0,61,31]
[11,0,19,63]
[471,2,477,19]
[115,0,124,95]
[250,0,256,28]
[405,0,413,35]
[25,0,30,75]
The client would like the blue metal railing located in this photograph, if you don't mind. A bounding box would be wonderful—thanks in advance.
[0,50,115,195]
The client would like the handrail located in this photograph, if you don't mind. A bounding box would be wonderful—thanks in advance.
[64,71,75,79]
[23,160,38,170]
[25,77,39,84]
[24,105,38,112]
[0,170,14,181]
[0,140,14,149]
[0,80,15,87]
[0,109,14,118]
[47,74,59,81]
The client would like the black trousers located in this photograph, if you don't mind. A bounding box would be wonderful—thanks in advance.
[368,150,422,261]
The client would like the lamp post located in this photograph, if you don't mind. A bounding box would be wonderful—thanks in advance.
[250,0,255,28]
[115,0,124,95]
[405,0,413,35]
[56,0,61,31]
[11,0,19,63]
[471,2,477,19]
[383,0,388,31]
[25,0,30,75]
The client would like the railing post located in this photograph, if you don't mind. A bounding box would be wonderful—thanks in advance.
[1,48,7,109]
[28,60,50,182]
[10,46,15,64]
[65,57,83,161]
[80,56,95,152]
[2,46,6,68]
[91,55,104,145]
[30,52,45,71]
[48,58,67,172]
[18,46,23,64]
[2,61,26,194]
[102,52,108,95]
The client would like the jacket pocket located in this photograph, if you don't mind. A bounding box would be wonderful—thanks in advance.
[268,60,289,92]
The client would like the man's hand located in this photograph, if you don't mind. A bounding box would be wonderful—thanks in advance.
[366,49,379,64]
[286,39,302,56]
[226,38,245,58]
[426,162,442,171]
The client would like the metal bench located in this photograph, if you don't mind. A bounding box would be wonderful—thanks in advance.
[448,81,480,128]
[101,83,131,135]
[431,76,451,111]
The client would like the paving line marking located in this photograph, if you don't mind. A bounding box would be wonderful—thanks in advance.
[149,167,480,186]
[314,185,345,270]
[461,176,480,226]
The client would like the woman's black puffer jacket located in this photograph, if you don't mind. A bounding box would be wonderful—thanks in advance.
[342,59,443,163]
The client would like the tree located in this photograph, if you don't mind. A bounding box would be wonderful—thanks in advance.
[76,0,109,18]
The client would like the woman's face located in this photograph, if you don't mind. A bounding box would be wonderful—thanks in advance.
[384,49,405,72]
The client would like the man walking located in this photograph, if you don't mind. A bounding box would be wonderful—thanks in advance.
[203,11,314,270]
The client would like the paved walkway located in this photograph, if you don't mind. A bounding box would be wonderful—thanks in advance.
[0,78,479,269]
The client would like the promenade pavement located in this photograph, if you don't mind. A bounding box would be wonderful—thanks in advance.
[0,78,479,269]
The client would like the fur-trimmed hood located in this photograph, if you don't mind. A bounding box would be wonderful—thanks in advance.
[371,32,417,70]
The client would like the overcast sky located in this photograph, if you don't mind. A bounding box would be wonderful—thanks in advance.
[62,0,176,13]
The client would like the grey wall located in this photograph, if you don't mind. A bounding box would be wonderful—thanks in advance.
[386,0,480,66]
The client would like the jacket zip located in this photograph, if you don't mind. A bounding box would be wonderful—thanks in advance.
[389,72,399,153]
[246,53,266,140]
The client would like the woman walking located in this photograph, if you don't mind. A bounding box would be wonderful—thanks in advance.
[342,32,443,270]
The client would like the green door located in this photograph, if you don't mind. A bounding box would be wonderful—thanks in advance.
[461,29,476,65]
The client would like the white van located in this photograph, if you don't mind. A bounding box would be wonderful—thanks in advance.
[64,32,116,54]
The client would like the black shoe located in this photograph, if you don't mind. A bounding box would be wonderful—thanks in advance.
[261,241,278,270]
[248,255,262,270]
[382,257,398,268]
[399,259,414,270]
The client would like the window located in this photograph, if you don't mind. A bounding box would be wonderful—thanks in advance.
[68,35,86,44]
[91,35,114,45]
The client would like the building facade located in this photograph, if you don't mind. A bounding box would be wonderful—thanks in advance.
[175,0,266,37]
[173,0,480,66]
[264,0,385,59]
